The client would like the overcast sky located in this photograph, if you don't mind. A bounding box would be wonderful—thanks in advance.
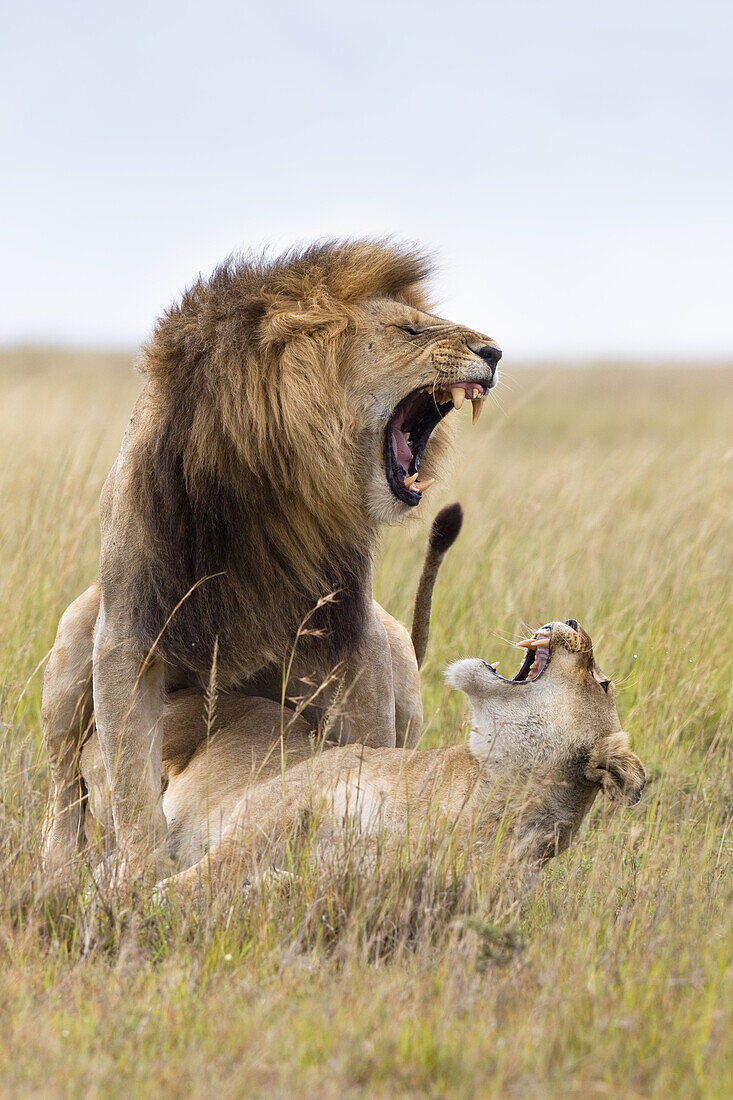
[2,0,731,358]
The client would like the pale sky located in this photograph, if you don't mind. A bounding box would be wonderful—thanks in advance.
[2,0,731,358]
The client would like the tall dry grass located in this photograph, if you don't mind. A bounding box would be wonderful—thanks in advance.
[0,348,731,1097]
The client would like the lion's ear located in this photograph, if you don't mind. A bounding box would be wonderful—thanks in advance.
[586,737,646,807]
[259,295,351,349]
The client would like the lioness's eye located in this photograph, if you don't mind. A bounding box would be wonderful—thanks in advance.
[399,325,423,336]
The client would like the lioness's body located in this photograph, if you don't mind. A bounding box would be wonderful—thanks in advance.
[83,696,561,881]
[47,241,500,876]
[78,621,646,893]
[164,739,489,876]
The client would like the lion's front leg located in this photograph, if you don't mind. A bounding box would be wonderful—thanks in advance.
[340,608,397,748]
[92,604,169,878]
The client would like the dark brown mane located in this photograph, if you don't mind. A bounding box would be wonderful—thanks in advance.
[123,240,433,683]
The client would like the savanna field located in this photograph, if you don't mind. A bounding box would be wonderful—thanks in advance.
[0,347,731,1098]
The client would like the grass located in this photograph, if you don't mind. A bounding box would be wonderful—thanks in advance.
[0,346,731,1097]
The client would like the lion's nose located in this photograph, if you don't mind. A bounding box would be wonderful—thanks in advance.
[477,344,502,367]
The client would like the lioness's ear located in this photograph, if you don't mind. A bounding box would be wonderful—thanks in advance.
[586,736,646,806]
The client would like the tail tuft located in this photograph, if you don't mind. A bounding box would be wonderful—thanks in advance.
[429,503,464,555]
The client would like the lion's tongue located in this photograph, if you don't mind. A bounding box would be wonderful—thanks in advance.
[391,426,413,473]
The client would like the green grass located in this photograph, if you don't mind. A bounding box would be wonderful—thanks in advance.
[1,348,731,1097]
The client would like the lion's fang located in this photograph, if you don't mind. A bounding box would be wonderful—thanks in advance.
[451,387,466,410]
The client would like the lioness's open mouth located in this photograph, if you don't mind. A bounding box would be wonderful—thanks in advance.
[386,380,493,506]
[484,625,554,684]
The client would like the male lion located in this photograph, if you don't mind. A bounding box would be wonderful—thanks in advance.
[77,619,645,894]
[40,236,491,878]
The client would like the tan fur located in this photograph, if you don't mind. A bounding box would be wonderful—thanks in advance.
[411,502,463,667]
[79,605,421,850]
[40,583,99,873]
[42,241,498,876]
[79,621,644,895]
[43,501,464,875]
[44,590,420,871]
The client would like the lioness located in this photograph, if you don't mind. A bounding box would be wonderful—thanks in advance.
[42,241,501,876]
[79,620,645,893]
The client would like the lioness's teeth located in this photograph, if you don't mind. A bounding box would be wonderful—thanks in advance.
[404,473,419,489]
[472,398,484,424]
[516,636,550,650]
[413,477,435,493]
[451,387,466,410]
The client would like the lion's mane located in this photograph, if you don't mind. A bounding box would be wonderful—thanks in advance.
[125,240,433,683]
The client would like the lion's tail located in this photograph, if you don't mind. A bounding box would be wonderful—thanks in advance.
[411,502,464,670]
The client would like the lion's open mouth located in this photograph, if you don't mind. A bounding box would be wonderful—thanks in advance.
[483,625,553,684]
[385,380,493,506]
